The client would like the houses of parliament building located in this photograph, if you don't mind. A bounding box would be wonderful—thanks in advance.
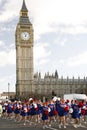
[15,0,87,99]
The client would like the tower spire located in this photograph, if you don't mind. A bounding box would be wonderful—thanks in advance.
[20,0,29,18]
[21,0,28,12]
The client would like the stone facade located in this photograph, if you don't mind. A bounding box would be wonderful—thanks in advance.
[33,71,87,99]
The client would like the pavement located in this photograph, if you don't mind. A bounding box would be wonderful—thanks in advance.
[0,118,87,130]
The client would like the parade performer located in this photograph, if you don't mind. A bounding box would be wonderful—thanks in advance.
[28,98,38,126]
[14,101,22,122]
[2,101,8,119]
[57,99,69,128]
[7,101,13,119]
[71,100,81,128]
[48,99,58,127]
[21,103,28,125]
[42,102,50,129]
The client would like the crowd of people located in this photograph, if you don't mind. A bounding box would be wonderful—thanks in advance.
[0,97,87,129]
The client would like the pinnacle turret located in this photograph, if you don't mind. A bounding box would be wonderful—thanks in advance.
[19,0,31,24]
[21,0,28,12]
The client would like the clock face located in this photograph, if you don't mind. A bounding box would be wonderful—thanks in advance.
[21,32,30,40]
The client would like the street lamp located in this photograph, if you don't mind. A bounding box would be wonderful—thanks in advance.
[8,83,10,99]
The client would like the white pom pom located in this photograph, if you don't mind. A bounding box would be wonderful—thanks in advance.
[69,108,73,113]
[83,106,86,109]
[33,103,37,108]
[48,107,51,112]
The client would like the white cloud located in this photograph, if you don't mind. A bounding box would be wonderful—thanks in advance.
[58,51,87,67]
[67,52,87,67]
[29,0,87,39]
[0,40,5,47]
[0,26,15,33]
[0,0,21,23]
[54,37,67,47]
[53,24,87,35]
[0,11,16,22]
[0,49,16,67]
[34,42,51,66]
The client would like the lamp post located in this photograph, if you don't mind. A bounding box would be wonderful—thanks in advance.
[8,83,10,99]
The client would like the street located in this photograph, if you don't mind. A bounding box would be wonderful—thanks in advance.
[0,118,87,130]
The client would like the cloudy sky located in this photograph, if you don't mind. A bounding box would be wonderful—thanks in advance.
[0,0,87,93]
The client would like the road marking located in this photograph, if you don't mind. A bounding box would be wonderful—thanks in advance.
[46,126,58,130]
[79,125,87,128]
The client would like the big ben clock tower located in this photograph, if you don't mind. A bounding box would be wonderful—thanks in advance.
[15,0,34,98]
